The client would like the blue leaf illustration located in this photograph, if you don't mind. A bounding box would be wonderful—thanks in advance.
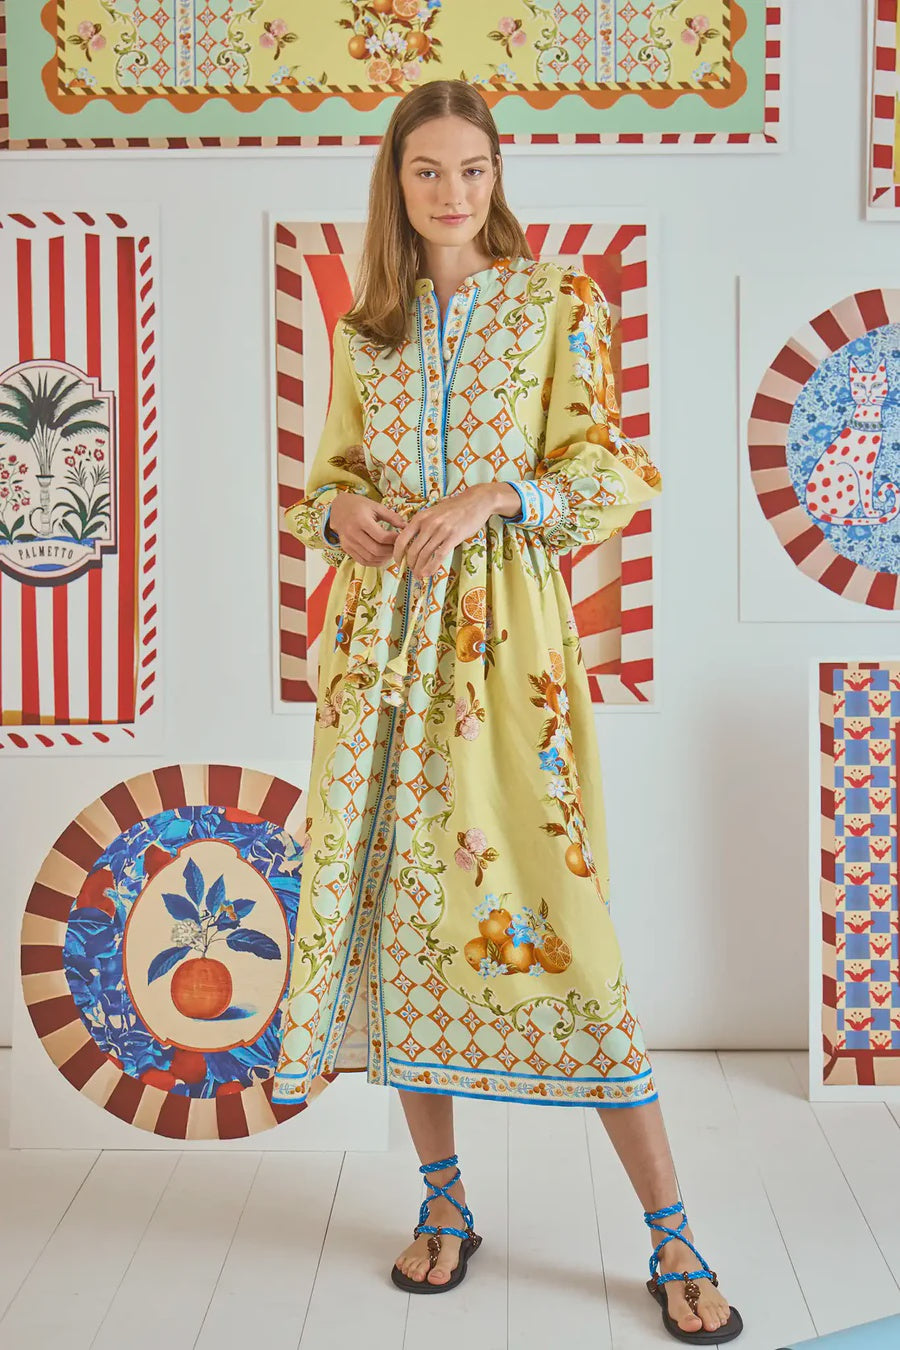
[148,945,191,984]
[231,899,256,918]
[216,1005,256,1020]
[225,928,281,960]
[206,874,226,915]
[162,891,201,923]
[183,856,205,906]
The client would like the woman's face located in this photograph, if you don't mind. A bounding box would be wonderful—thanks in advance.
[398,114,499,253]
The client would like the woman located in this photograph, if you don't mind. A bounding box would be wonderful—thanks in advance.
[272,80,742,1346]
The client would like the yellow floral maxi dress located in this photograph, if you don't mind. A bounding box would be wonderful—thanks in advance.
[271,256,662,1109]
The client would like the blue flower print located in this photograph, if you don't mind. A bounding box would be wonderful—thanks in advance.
[472,891,499,923]
[538,747,564,773]
[479,957,508,979]
[507,915,538,947]
[569,330,590,357]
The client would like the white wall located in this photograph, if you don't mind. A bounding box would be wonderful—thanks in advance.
[2,0,895,1055]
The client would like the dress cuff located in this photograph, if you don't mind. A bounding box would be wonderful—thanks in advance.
[322,503,340,547]
[507,480,553,527]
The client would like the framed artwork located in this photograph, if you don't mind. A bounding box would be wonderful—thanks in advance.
[0,210,159,750]
[18,762,338,1139]
[741,276,900,621]
[868,0,900,219]
[271,216,658,708]
[812,662,900,1101]
[1,1,782,151]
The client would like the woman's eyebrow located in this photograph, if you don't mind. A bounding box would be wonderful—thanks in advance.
[408,154,491,165]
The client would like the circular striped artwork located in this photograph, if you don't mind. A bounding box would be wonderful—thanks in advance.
[748,289,900,609]
[20,764,333,1139]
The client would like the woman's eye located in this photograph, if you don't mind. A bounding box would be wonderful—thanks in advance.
[417,168,484,178]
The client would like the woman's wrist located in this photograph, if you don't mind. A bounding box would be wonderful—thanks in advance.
[473,481,522,520]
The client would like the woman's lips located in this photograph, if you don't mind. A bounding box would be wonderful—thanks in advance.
[436,215,468,224]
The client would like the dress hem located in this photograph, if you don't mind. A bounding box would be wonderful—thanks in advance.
[271,1063,658,1111]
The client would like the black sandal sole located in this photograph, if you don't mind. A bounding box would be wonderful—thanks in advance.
[391,1235,482,1295]
[647,1280,744,1344]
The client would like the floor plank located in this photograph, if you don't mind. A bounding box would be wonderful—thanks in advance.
[506,1102,611,1350]
[402,1096,509,1350]
[298,1093,418,1350]
[90,1152,262,1350]
[589,1051,816,1350]
[3,1051,897,1348]
[193,1151,344,1350]
[0,1150,178,1350]
[0,1148,100,1329]
[790,1052,900,1292]
[719,1051,900,1337]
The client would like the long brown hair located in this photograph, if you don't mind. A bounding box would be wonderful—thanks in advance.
[343,80,532,352]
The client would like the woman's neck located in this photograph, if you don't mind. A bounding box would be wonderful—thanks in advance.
[418,243,495,313]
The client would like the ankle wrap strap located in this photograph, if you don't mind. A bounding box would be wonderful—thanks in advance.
[420,1154,459,1175]
[643,1200,714,1286]
[414,1153,475,1242]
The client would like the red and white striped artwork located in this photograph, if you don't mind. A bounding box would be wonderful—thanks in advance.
[272,219,657,707]
[0,211,158,750]
[868,0,900,218]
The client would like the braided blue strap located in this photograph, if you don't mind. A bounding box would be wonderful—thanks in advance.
[643,1201,714,1286]
[415,1153,475,1242]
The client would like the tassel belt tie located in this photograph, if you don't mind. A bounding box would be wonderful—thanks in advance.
[343,487,444,708]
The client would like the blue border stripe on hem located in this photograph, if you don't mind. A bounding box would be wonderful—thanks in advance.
[387,1057,653,1084]
[393,1079,660,1109]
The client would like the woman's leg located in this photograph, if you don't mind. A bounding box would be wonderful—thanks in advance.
[595,1098,734,1335]
[393,1088,469,1286]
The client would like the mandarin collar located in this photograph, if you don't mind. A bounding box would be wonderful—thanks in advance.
[411,255,526,308]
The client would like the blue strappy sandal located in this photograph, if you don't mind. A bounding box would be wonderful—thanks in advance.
[390,1153,482,1294]
[644,1201,743,1344]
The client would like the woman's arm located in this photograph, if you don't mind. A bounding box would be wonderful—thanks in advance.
[283,320,384,568]
[502,269,662,555]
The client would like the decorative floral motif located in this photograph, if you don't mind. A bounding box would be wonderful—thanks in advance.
[454,680,486,740]
[529,658,596,882]
[464,893,572,977]
[68,19,106,61]
[338,0,442,84]
[681,14,718,56]
[454,825,499,884]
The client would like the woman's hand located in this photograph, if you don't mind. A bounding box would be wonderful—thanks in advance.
[328,491,408,567]
[392,482,521,579]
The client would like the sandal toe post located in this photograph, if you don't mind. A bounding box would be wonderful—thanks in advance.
[389,1153,481,1296]
[643,1202,743,1345]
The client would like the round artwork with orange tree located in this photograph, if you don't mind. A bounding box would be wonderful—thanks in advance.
[19,764,334,1139]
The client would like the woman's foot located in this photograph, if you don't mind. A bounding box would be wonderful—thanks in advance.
[393,1167,466,1288]
[653,1221,734,1336]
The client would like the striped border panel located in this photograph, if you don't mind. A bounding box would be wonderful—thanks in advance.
[869,0,900,214]
[0,2,781,151]
[748,288,900,611]
[0,210,158,751]
[818,663,900,1090]
[274,219,657,707]
[19,763,337,1138]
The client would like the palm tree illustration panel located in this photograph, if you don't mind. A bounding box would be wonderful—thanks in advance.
[0,211,159,751]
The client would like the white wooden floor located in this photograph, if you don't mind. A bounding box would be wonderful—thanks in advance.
[2,1049,900,1350]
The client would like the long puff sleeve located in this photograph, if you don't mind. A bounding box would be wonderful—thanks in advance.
[506,268,662,555]
[283,319,381,569]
